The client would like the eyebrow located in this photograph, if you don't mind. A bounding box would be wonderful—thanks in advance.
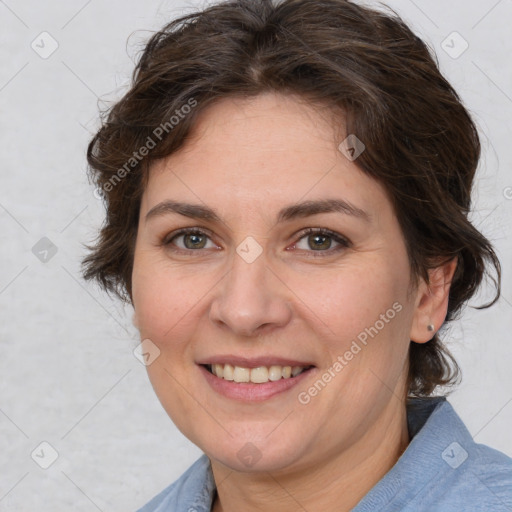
[145,198,371,224]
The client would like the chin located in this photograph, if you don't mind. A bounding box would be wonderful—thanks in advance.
[201,430,312,473]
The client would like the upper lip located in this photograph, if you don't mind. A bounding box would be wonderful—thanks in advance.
[197,355,315,369]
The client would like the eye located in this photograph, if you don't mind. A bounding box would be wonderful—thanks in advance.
[161,227,350,257]
[291,228,350,255]
[163,228,218,252]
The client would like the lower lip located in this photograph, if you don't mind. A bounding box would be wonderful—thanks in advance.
[199,365,315,402]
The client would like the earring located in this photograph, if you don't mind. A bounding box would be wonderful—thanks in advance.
[427,323,435,332]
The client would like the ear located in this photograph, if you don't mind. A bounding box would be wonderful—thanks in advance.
[410,258,457,343]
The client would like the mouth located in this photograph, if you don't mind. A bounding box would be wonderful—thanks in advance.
[198,359,316,402]
[202,363,314,384]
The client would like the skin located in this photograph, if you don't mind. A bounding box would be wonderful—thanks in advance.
[131,92,456,512]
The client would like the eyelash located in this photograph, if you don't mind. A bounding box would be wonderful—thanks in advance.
[161,227,351,257]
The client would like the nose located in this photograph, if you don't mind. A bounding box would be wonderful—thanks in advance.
[209,248,292,337]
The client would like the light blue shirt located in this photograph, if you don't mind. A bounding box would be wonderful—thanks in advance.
[137,397,512,511]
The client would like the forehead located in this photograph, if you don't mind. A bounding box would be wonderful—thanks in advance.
[152,91,339,160]
[142,92,390,224]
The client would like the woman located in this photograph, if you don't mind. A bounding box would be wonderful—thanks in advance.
[81,0,512,510]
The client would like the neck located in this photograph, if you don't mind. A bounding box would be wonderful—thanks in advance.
[210,400,410,512]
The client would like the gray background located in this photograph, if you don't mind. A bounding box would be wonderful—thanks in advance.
[1,0,511,510]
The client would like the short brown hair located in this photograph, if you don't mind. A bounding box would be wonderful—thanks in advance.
[82,0,501,397]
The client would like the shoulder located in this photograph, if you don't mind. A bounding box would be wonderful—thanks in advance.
[425,441,512,511]
[136,454,215,512]
[460,439,512,508]
[355,398,512,512]
[410,399,512,511]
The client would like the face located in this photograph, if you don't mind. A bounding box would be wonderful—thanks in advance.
[132,92,421,474]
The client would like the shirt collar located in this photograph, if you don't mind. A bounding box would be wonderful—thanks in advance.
[353,396,474,510]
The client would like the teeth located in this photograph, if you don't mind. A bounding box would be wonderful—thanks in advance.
[209,364,308,383]
[233,366,250,383]
[291,366,303,377]
[268,365,282,381]
[250,366,269,383]
[223,364,234,381]
[213,364,224,378]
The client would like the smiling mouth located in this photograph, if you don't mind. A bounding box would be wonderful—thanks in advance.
[203,363,314,384]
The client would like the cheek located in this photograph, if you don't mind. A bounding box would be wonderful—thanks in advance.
[132,261,207,430]
[132,253,206,340]
[315,258,412,387]
[311,260,408,335]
